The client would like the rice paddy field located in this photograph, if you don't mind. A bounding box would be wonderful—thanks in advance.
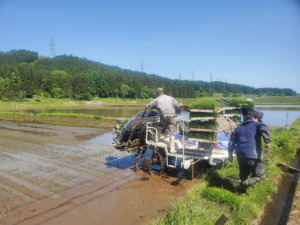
[0,120,190,225]
[0,96,299,224]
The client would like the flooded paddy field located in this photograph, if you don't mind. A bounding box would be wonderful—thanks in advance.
[0,121,191,225]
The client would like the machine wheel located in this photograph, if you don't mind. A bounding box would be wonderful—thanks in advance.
[135,146,164,174]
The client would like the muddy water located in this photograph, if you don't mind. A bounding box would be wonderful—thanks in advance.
[259,155,300,225]
[0,120,192,225]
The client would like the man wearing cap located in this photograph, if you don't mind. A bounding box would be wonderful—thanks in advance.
[228,110,272,187]
[144,88,183,153]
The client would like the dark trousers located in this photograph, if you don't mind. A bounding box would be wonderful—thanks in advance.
[237,157,266,181]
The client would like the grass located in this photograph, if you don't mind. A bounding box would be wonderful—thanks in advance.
[0,112,116,127]
[39,112,104,120]
[153,118,300,225]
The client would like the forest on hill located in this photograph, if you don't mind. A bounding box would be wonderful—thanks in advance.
[0,50,297,101]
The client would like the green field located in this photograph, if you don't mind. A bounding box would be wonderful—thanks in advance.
[152,118,300,225]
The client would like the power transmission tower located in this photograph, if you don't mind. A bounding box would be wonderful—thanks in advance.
[210,73,212,82]
[178,73,181,80]
[141,60,144,73]
[192,71,194,80]
[49,35,55,57]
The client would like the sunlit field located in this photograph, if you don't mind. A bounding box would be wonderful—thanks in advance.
[0,126,134,213]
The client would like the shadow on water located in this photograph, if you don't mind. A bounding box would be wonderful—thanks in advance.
[105,154,135,170]
[103,147,188,180]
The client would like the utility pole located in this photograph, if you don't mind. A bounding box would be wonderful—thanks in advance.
[49,35,55,57]
[285,112,289,128]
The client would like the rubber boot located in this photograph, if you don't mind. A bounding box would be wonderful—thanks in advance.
[169,136,176,153]
[242,177,262,187]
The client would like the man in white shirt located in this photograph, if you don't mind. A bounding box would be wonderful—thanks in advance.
[144,88,183,153]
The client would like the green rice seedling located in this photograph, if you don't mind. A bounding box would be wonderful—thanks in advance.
[187,131,216,140]
[189,100,219,110]
[190,112,220,118]
[230,116,241,123]
[189,120,219,129]
[201,187,243,208]
[224,109,240,115]
[230,98,255,109]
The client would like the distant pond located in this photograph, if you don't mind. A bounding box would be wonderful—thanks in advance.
[258,110,300,127]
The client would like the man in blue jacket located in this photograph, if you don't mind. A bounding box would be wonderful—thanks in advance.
[228,110,272,186]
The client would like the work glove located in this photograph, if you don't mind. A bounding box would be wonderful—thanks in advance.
[265,143,271,154]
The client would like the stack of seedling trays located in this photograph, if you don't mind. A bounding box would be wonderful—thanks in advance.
[227,98,256,123]
[221,107,241,123]
[187,100,221,149]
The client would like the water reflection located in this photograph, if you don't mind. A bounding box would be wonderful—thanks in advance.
[257,105,300,108]
[9,104,300,127]
[88,132,115,145]
[260,110,300,126]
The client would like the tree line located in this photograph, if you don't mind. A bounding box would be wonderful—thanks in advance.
[0,50,296,101]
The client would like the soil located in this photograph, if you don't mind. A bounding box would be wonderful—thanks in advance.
[0,120,192,225]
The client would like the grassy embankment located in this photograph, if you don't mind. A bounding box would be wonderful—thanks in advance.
[151,119,300,225]
[0,99,137,127]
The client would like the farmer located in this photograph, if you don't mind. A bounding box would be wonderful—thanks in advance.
[228,110,272,187]
[144,87,183,153]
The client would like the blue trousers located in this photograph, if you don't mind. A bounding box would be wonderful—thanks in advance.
[237,158,266,181]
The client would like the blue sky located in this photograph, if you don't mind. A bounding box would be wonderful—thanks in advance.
[1,0,300,93]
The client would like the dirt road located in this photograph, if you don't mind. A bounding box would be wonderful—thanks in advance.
[0,121,191,225]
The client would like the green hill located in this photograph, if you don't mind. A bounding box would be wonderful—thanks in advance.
[0,50,296,101]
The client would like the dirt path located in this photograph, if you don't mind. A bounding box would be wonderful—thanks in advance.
[0,121,191,225]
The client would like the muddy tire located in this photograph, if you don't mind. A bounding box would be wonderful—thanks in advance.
[135,146,164,174]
